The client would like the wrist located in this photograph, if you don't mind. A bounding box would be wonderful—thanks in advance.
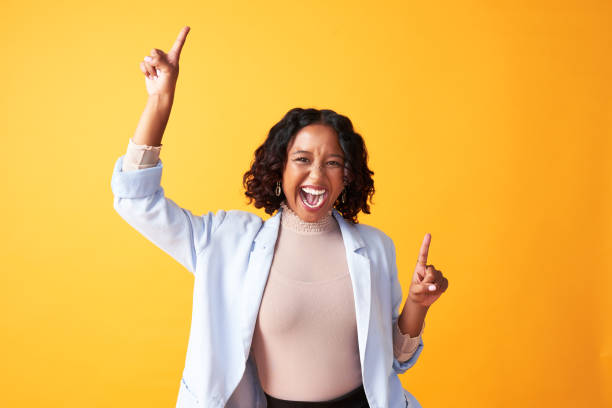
[148,92,174,107]
[406,293,430,310]
[398,299,429,337]
[406,297,430,313]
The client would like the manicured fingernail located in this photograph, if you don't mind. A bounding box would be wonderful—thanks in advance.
[144,56,152,62]
[428,284,436,291]
[156,68,161,76]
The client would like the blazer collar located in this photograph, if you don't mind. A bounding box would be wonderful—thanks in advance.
[252,208,282,251]
[331,208,367,253]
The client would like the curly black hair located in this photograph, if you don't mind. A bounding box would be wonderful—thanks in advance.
[242,107,375,224]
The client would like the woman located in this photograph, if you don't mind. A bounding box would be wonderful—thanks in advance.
[111,26,448,408]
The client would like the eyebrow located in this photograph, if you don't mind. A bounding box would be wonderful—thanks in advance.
[291,150,345,159]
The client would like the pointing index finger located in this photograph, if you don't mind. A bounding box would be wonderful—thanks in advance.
[169,26,190,58]
[417,233,431,266]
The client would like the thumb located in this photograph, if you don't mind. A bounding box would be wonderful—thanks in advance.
[412,282,437,295]
[419,268,437,291]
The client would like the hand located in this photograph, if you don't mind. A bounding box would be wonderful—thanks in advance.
[407,233,449,307]
[139,26,190,96]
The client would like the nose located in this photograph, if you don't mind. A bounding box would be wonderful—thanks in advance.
[307,162,325,181]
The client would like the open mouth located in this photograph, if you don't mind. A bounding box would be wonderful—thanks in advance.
[299,186,328,210]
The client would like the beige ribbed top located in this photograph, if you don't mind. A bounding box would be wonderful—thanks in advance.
[251,201,360,400]
[121,137,424,399]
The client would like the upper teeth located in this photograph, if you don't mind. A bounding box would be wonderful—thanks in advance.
[302,187,325,195]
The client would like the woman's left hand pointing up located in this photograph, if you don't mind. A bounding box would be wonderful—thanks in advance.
[408,233,449,307]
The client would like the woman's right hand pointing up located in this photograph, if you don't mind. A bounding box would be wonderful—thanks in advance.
[139,26,190,96]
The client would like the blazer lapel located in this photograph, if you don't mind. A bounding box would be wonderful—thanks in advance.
[332,209,372,376]
[240,209,282,360]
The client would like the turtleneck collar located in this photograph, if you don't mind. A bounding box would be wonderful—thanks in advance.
[279,201,337,234]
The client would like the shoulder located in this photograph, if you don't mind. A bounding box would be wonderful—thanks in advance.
[213,209,264,235]
[224,209,264,225]
[350,222,397,276]
[353,222,395,251]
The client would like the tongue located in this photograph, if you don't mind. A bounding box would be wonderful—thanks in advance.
[305,192,319,205]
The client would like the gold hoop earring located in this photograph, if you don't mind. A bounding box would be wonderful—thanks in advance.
[341,188,346,204]
[275,181,282,197]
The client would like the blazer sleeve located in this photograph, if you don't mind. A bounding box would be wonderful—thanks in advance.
[387,236,425,375]
[110,154,227,275]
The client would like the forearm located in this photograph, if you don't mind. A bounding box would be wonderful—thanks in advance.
[133,93,174,146]
[398,299,429,337]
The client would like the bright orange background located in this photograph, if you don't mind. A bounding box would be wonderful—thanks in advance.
[1,1,610,407]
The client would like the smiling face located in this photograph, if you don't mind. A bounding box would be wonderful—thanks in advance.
[282,123,346,222]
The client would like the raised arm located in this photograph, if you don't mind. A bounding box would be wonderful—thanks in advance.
[111,26,228,276]
[134,25,190,146]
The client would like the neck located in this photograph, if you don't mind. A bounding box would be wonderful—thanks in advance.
[279,201,336,234]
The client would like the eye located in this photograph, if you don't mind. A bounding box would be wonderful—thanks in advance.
[327,161,343,167]
[294,157,309,163]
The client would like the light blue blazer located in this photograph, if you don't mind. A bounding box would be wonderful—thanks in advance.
[111,155,424,408]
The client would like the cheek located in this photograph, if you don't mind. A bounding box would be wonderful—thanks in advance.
[334,171,345,187]
[281,171,300,196]
[283,165,307,185]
